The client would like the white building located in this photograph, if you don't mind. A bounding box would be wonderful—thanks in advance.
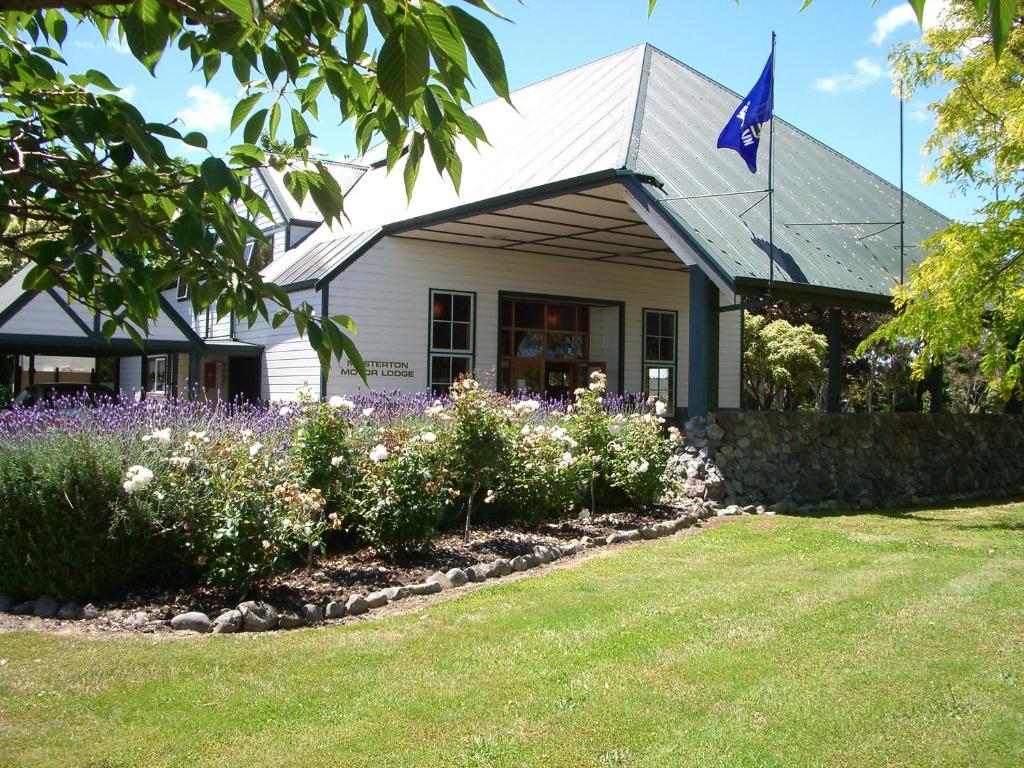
[0,45,948,415]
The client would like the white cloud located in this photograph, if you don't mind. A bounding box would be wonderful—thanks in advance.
[906,103,932,123]
[814,58,886,94]
[117,85,136,103]
[872,0,951,45]
[175,86,230,132]
[73,38,132,55]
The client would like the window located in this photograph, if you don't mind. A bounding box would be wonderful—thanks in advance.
[146,355,169,395]
[244,240,273,271]
[498,297,597,398]
[428,290,475,395]
[176,277,188,300]
[643,309,677,409]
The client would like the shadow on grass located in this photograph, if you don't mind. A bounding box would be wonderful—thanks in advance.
[792,495,1024,523]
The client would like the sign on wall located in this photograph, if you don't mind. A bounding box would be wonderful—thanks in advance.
[337,360,415,379]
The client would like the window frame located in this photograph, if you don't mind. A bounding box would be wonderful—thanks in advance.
[642,308,678,409]
[146,354,169,395]
[428,289,476,395]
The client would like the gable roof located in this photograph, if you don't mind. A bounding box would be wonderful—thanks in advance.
[264,43,948,302]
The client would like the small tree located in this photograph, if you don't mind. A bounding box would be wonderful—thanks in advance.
[743,314,828,411]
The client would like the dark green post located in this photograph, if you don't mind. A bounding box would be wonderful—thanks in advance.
[826,308,843,412]
[688,268,719,417]
[187,350,200,400]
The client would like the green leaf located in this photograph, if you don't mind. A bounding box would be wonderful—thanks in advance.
[122,0,170,74]
[404,132,425,200]
[291,108,311,146]
[231,92,262,133]
[422,5,469,75]
[200,156,234,193]
[346,5,369,62]
[268,101,281,139]
[377,20,430,113]
[243,108,268,144]
[908,0,926,24]
[448,6,510,101]
[182,131,208,148]
[990,0,1014,59]
[23,264,59,291]
[216,0,253,22]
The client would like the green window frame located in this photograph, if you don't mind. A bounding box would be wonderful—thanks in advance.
[643,308,677,409]
[428,289,475,395]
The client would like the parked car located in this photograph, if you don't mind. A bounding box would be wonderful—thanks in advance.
[12,383,118,408]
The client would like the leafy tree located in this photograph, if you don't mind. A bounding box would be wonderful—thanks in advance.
[0,0,510,373]
[743,314,827,411]
[863,1,1024,404]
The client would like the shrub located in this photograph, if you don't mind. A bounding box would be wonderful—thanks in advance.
[346,425,453,553]
[140,427,327,591]
[444,381,514,540]
[0,433,183,600]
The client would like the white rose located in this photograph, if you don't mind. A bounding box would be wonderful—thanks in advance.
[362,407,375,417]
[249,443,262,457]
[421,431,437,444]
[279,406,292,417]
[655,400,667,416]
[331,455,344,467]
[369,444,389,463]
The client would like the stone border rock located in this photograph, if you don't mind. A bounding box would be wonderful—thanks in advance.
[0,501,766,634]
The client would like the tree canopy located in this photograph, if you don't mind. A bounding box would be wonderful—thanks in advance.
[742,314,828,411]
[0,0,511,374]
[863,0,1024,403]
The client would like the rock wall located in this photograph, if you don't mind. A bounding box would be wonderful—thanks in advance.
[676,411,1024,512]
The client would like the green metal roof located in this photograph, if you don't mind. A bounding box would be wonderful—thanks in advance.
[630,46,948,299]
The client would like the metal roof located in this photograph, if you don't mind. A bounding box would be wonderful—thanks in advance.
[633,47,947,297]
[262,228,381,287]
[264,43,947,301]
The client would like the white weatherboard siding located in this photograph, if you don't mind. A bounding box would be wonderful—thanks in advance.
[119,356,142,397]
[1,291,91,337]
[325,237,741,408]
[234,287,321,401]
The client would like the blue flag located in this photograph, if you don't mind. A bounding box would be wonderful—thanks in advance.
[717,52,774,174]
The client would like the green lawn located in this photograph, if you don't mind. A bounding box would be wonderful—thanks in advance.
[1,504,1023,768]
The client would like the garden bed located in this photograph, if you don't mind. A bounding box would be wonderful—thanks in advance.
[0,504,741,635]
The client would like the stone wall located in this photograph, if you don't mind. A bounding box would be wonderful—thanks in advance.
[675,411,1024,512]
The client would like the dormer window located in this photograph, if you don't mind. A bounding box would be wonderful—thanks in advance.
[176,277,188,300]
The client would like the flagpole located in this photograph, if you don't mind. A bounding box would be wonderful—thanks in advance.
[898,81,905,285]
[767,30,777,295]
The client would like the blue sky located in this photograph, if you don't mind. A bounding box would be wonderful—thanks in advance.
[63,0,977,220]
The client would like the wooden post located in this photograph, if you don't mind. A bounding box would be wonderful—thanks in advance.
[826,308,843,412]
[688,268,720,417]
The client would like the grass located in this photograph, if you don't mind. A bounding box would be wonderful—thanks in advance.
[1,503,1023,768]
